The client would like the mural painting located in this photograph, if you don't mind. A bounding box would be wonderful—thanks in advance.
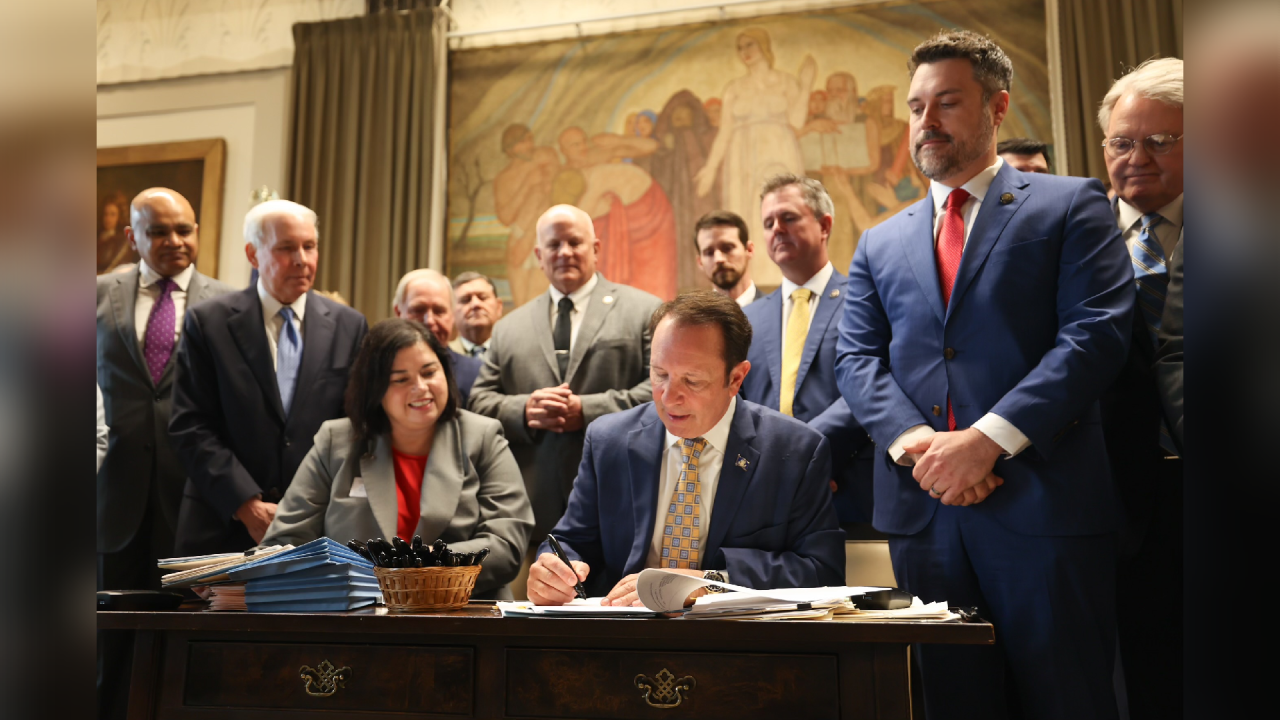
[447,0,1050,306]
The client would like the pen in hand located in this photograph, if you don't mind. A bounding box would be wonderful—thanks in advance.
[546,533,587,600]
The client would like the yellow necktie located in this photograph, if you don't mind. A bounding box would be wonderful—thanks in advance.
[660,437,707,570]
[779,288,812,416]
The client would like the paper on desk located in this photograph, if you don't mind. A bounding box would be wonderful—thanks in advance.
[496,599,662,618]
[832,598,958,622]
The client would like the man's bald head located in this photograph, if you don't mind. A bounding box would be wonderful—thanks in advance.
[126,187,199,277]
[534,204,600,295]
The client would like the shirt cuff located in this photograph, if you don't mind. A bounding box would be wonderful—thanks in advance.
[888,425,936,466]
[971,413,1031,457]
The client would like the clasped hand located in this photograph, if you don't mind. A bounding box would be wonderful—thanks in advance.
[903,428,1005,506]
[525,383,584,433]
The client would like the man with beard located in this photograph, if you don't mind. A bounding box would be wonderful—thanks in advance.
[835,31,1132,718]
[692,210,757,306]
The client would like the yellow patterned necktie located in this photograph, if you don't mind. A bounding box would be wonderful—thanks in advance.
[660,437,708,570]
[779,288,813,416]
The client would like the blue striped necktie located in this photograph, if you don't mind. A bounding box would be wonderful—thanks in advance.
[277,307,303,416]
[1129,213,1179,457]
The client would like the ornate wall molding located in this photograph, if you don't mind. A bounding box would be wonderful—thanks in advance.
[97,0,364,85]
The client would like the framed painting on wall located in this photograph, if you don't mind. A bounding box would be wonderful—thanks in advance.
[96,138,227,278]
[446,0,1052,307]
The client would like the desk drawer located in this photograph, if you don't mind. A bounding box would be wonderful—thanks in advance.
[183,641,472,714]
[506,648,838,719]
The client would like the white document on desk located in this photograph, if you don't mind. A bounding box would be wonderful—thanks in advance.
[496,599,663,618]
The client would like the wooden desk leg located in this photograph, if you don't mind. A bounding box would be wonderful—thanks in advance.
[125,630,159,720]
[873,644,911,720]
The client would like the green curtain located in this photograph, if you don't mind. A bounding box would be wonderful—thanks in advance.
[1054,0,1183,180]
[288,8,443,322]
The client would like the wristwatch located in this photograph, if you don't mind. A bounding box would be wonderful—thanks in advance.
[702,569,729,593]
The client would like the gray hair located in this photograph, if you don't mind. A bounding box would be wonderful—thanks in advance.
[393,268,452,315]
[452,270,498,294]
[1098,57,1184,133]
[243,199,318,251]
[760,174,835,221]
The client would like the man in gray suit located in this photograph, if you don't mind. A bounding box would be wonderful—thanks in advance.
[96,188,234,591]
[469,204,662,541]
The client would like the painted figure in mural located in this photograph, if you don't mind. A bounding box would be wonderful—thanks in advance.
[552,126,678,300]
[494,123,562,306]
[646,89,722,292]
[98,192,138,274]
[694,27,816,273]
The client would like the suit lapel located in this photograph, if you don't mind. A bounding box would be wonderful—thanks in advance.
[947,166,1030,321]
[704,401,759,563]
[293,291,334,425]
[901,194,947,324]
[757,289,784,398]
[417,418,466,542]
[794,272,845,393]
[110,268,151,386]
[565,274,616,384]
[227,287,286,422]
[157,271,211,390]
[625,410,666,575]
[528,293,560,380]
[359,435,399,542]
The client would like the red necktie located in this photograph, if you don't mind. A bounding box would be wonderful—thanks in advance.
[935,188,970,431]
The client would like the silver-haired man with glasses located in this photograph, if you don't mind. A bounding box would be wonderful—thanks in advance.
[1097,55,1183,720]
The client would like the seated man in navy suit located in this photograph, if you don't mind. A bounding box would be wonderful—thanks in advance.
[391,269,483,406]
[528,291,845,605]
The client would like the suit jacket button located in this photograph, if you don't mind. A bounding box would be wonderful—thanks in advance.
[943,348,956,360]
[284,439,292,448]
[932,405,942,416]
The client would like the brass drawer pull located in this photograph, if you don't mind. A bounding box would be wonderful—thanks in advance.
[299,660,351,697]
[634,668,695,708]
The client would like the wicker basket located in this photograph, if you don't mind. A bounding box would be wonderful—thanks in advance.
[374,565,482,612]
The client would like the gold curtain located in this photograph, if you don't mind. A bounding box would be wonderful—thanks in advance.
[1053,0,1183,180]
[288,9,444,322]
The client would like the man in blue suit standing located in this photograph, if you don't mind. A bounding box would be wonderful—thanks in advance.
[835,32,1133,719]
[741,175,872,524]
[528,291,845,605]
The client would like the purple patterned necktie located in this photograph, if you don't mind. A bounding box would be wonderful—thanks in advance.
[143,278,177,385]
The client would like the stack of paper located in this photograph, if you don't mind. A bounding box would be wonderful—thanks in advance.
[160,545,293,589]
[206,583,247,612]
[831,598,959,622]
[496,599,663,618]
[227,538,380,612]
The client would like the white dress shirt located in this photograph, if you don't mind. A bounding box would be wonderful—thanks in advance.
[133,260,195,348]
[1117,194,1183,260]
[779,262,834,342]
[888,156,1031,464]
[733,282,758,307]
[547,273,599,353]
[646,396,736,569]
[258,279,307,371]
[459,336,491,355]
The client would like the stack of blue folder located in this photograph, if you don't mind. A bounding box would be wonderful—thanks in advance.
[226,537,381,612]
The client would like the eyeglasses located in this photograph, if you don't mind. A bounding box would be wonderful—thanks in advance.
[1101,133,1183,159]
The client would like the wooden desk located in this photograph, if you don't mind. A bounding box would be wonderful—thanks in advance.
[99,605,992,720]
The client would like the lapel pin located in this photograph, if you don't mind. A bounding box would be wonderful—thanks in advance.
[1000,192,1014,205]
[602,295,614,304]
[829,288,840,299]
[735,455,750,470]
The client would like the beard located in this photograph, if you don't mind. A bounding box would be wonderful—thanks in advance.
[711,265,743,291]
[912,107,994,181]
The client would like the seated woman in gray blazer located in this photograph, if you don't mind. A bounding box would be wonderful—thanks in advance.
[262,319,534,599]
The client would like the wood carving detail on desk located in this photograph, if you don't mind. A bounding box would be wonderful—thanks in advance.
[635,668,696,709]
